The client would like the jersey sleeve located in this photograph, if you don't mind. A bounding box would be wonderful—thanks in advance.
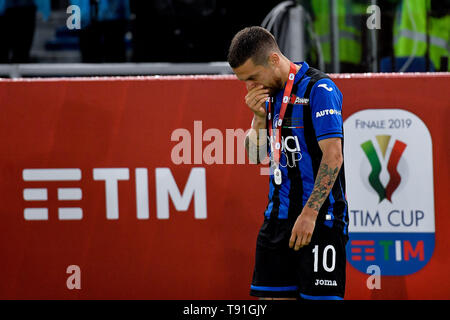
[309,78,344,142]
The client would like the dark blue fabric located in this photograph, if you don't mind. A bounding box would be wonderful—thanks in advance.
[263,61,346,229]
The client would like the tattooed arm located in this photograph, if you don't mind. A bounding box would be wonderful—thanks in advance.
[305,138,342,211]
[245,114,267,164]
[289,138,343,250]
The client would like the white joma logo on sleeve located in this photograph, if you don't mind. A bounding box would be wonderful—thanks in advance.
[318,83,333,91]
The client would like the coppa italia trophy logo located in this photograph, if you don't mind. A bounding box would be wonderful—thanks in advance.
[361,136,406,203]
[344,109,435,276]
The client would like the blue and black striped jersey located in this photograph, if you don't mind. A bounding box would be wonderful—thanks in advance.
[264,61,348,235]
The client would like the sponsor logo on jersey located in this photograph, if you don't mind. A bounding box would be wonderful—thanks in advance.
[273,113,279,129]
[294,97,309,105]
[289,95,309,105]
[268,135,301,153]
[316,109,341,118]
[267,134,302,168]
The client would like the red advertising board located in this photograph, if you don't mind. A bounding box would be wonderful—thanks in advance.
[0,72,448,299]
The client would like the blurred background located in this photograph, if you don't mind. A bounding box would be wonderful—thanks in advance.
[0,0,448,77]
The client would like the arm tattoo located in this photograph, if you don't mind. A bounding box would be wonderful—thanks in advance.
[306,163,340,212]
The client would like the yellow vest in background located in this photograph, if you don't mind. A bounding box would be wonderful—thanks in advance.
[312,0,366,65]
[394,0,450,71]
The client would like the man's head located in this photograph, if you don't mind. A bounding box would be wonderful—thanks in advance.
[227,26,288,94]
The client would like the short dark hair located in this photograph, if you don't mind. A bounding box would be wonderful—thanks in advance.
[227,26,280,69]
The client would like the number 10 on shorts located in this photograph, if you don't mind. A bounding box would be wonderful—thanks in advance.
[312,245,336,272]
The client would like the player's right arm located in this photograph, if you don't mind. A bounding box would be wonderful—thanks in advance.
[244,85,268,164]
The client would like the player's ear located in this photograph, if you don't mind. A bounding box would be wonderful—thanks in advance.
[268,52,280,68]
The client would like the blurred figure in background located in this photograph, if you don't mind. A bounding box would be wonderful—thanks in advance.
[309,0,367,73]
[0,0,50,63]
[391,0,449,72]
[70,0,130,62]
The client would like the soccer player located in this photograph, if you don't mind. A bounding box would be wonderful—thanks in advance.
[227,26,349,300]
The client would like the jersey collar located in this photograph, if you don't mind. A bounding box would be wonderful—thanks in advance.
[275,61,310,100]
[293,61,309,85]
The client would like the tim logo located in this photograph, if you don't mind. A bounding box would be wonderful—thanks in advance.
[350,239,424,262]
[22,167,207,221]
[348,235,429,275]
[23,169,83,220]
[361,135,407,203]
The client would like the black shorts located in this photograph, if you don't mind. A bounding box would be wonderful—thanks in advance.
[250,217,348,300]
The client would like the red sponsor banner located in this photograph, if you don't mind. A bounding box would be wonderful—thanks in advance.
[0,73,449,299]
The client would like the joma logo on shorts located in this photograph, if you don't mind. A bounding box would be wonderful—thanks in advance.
[314,279,338,286]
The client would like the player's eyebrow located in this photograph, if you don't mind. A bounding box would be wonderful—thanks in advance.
[242,72,259,82]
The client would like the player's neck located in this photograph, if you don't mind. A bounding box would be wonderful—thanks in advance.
[280,58,301,86]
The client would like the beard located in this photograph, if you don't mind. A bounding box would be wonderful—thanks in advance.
[265,77,284,96]
[267,87,278,96]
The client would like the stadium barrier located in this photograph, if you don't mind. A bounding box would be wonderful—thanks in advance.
[0,63,233,78]
[0,72,448,299]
